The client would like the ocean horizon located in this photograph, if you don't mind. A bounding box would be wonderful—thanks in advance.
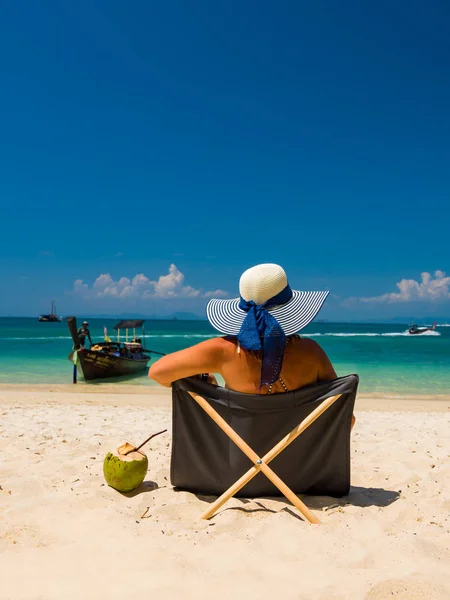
[1,317,449,395]
[4,314,450,325]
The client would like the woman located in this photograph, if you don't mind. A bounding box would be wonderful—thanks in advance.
[149,263,338,394]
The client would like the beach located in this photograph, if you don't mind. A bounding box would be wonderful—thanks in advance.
[1,385,449,600]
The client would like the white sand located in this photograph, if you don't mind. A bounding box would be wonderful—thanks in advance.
[0,387,449,600]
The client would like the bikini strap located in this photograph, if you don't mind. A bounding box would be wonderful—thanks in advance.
[267,376,289,394]
[279,376,289,392]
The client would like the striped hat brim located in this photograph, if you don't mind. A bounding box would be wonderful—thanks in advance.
[206,290,329,336]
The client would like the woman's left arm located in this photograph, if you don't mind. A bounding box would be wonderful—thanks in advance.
[148,337,226,387]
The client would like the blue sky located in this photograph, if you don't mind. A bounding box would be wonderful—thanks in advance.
[1,1,449,319]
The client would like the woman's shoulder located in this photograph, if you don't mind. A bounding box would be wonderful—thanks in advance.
[196,336,238,363]
[290,335,325,356]
[195,336,235,354]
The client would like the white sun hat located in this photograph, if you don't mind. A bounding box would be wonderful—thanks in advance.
[206,263,329,336]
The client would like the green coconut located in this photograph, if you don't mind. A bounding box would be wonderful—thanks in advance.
[103,448,148,493]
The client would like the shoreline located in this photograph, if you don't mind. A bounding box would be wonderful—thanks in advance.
[0,383,449,412]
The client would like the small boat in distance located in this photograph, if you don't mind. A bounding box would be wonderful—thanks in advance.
[66,317,156,381]
[408,322,437,335]
[39,300,62,322]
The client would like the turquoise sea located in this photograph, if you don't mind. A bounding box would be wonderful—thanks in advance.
[0,318,449,394]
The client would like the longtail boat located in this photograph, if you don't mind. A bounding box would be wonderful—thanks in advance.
[66,317,154,381]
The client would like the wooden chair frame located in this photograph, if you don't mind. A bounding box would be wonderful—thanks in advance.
[188,391,342,524]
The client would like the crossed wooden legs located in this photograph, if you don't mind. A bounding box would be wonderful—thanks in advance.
[188,392,342,524]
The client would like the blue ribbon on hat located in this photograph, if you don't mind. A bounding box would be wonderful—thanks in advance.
[237,285,293,387]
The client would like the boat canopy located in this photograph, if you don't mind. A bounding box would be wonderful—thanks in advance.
[113,319,145,330]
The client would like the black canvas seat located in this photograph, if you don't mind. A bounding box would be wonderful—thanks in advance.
[171,374,358,523]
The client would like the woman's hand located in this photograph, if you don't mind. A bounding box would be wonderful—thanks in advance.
[199,373,218,385]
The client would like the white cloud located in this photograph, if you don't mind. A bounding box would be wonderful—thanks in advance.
[153,263,184,297]
[357,270,450,304]
[70,264,229,300]
[204,289,229,298]
[73,279,89,294]
[93,274,114,290]
[180,285,202,298]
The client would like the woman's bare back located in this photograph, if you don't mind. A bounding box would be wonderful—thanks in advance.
[219,336,336,394]
[149,335,337,392]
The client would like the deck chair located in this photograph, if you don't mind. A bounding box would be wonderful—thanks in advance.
[171,374,358,523]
